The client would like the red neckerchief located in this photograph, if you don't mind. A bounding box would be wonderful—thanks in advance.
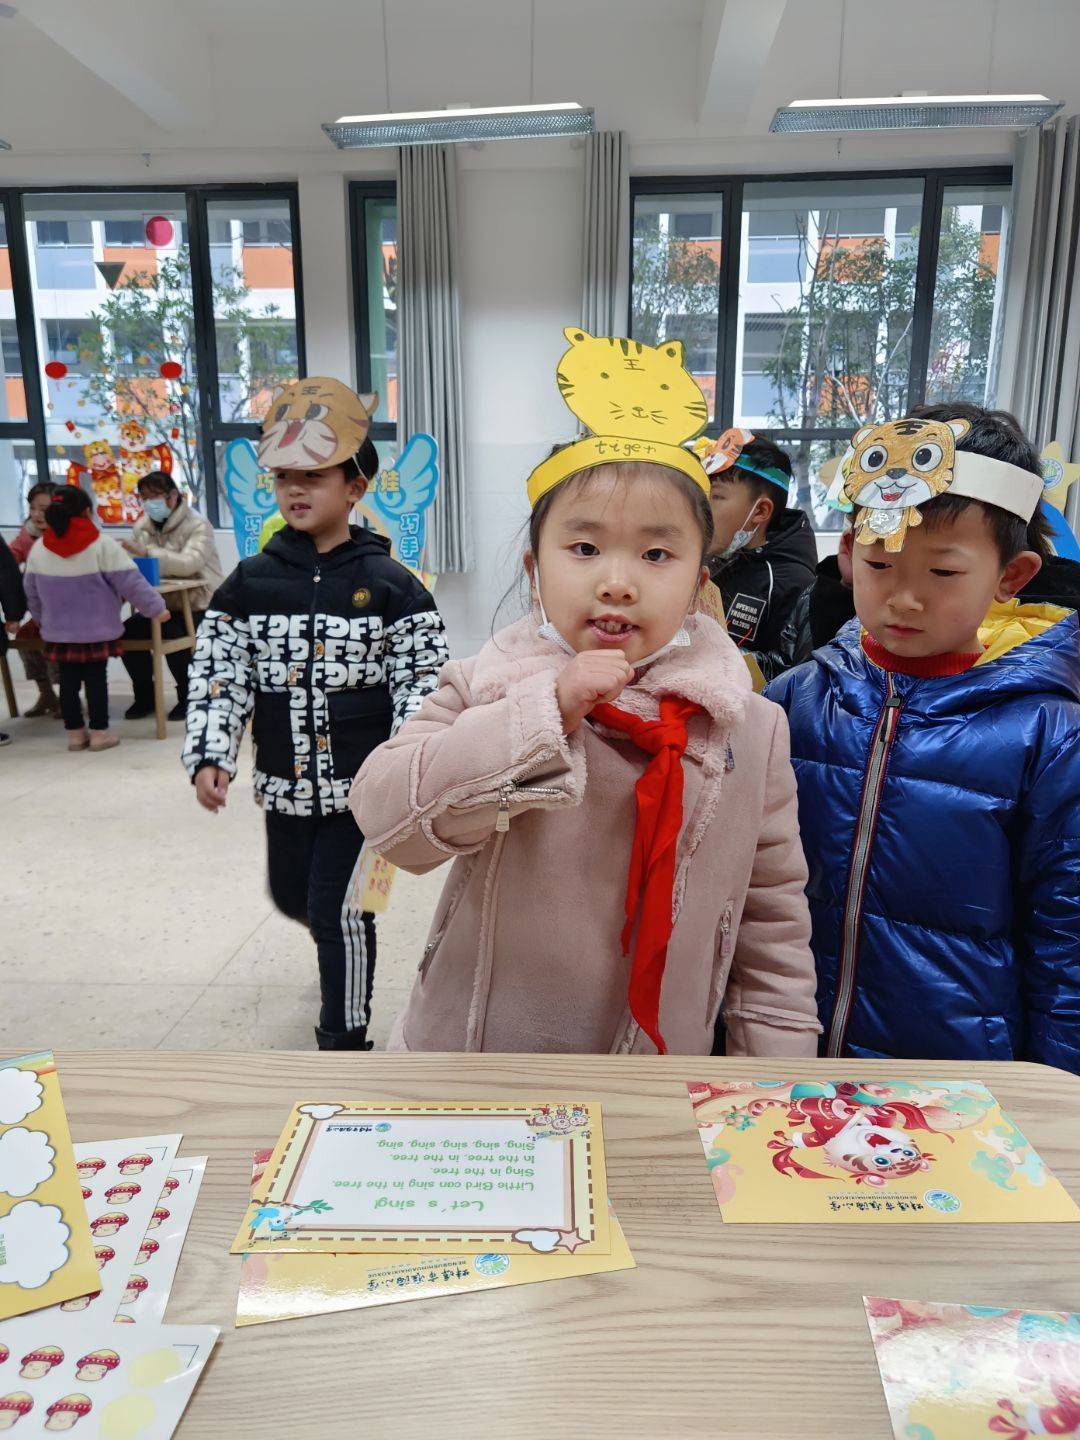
[589,695,706,1055]
[862,632,982,678]
[42,515,99,558]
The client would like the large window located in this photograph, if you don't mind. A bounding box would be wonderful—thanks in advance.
[0,185,304,528]
[349,183,398,471]
[631,169,1011,531]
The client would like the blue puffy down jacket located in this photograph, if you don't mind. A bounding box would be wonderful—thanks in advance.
[766,603,1080,1072]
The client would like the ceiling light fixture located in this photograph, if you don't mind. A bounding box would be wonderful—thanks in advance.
[322,102,594,149]
[770,94,1063,133]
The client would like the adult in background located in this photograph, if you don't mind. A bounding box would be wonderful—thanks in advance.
[121,470,223,721]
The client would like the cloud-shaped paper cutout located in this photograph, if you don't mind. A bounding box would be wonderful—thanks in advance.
[298,1104,344,1121]
[0,1128,55,1198]
[0,1201,70,1288]
[511,1228,561,1255]
[0,1068,44,1126]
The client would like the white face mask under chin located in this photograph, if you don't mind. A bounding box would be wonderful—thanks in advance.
[532,566,693,669]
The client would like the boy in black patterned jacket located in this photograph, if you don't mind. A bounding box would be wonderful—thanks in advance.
[182,378,449,1050]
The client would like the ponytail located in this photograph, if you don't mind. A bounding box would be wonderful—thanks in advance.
[45,484,92,538]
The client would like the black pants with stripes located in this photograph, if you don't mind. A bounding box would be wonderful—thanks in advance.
[265,810,376,1050]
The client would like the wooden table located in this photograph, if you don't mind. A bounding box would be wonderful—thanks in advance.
[52,1051,1080,1439]
[7,578,203,738]
[121,578,203,740]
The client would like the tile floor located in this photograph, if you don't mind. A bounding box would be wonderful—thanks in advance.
[0,666,444,1052]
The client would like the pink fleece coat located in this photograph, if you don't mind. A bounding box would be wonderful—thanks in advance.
[350,613,821,1056]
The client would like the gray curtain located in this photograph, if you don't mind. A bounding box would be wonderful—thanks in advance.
[397,145,470,572]
[994,115,1080,528]
[581,130,630,337]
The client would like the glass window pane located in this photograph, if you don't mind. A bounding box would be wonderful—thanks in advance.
[737,178,924,430]
[631,194,722,421]
[356,197,398,427]
[924,183,1010,407]
[0,438,41,528]
[206,198,300,425]
[23,193,203,521]
[1,201,28,423]
[783,437,850,534]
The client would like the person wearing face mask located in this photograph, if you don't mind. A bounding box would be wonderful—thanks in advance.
[120,471,223,720]
[704,433,817,684]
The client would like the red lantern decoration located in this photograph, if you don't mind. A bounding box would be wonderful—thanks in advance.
[170,427,179,440]
[45,360,68,380]
[65,420,76,432]
[159,360,182,381]
[145,215,174,248]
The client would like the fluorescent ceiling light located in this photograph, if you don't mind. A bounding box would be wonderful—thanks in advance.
[323,102,594,149]
[770,94,1063,133]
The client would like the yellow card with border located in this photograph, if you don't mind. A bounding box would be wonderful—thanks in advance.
[0,1051,98,1320]
[232,1101,611,1257]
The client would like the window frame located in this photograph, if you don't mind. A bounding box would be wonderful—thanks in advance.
[348,180,397,452]
[0,181,306,528]
[628,166,1012,467]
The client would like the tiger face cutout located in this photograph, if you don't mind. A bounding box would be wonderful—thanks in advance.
[840,416,971,552]
[555,328,709,445]
[257,378,378,472]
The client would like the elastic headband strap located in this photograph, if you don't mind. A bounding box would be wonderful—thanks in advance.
[527,435,710,507]
[731,459,791,492]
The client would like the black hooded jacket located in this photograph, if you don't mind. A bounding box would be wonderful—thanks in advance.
[182,524,448,816]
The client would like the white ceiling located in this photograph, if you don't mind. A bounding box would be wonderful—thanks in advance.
[0,0,1076,165]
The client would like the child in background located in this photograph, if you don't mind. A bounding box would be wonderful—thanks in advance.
[24,484,167,751]
[183,378,448,1051]
[8,482,61,717]
[702,431,817,682]
[767,405,1080,1071]
[352,328,820,1056]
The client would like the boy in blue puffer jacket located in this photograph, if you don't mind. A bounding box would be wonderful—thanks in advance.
[767,403,1080,1072]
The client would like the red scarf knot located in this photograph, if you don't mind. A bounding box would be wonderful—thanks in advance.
[589,695,706,1055]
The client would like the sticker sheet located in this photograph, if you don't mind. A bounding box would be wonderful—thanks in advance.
[232,1101,610,1257]
[686,1079,1080,1224]
[237,1151,634,1326]
[865,1296,1080,1438]
[0,1053,97,1321]
[68,1137,181,1316]
[115,1159,206,1325]
[0,1309,217,1438]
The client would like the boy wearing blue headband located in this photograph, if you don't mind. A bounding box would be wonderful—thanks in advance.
[702,431,817,682]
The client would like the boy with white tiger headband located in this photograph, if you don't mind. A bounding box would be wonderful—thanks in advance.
[183,378,448,1050]
[768,403,1080,1072]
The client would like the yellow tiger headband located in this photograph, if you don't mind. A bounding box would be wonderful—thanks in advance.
[826,416,1044,552]
[526,327,711,507]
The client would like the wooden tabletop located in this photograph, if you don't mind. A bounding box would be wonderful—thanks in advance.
[54,1051,1080,1439]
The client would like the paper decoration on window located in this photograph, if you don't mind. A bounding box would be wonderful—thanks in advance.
[118,420,176,519]
[357,432,439,574]
[95,261,125,291]
[44,362,67,380]
[1039,439,1080,561]
[143,215,174,248]
[158,361,182,381]
[222,438,280,558]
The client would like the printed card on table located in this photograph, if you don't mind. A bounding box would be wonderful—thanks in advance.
[686,1079,1080,1224]
[0,1052,97,1321]
[115,1158,206,1325]
[232,1101,610,1257]
[865,1296,1080,1438]
[237,1150,635,1326]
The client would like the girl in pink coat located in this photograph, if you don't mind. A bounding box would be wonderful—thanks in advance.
[351,328,820,1056]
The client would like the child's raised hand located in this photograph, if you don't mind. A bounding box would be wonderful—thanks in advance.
[194,765,231,813]
[555,650,635,734]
